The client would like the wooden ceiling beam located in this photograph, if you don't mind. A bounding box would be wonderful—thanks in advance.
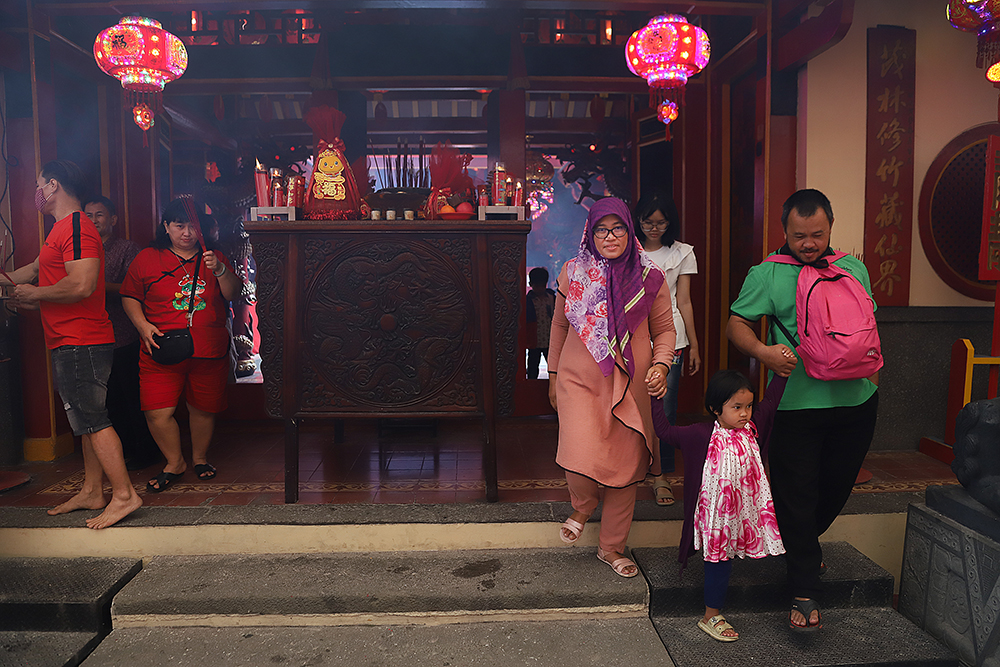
[167,76,647,96]
[774,0,853,72]
[34,1,764,16]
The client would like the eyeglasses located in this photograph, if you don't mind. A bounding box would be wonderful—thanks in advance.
[594,225,629,239]
[640,220,669,231]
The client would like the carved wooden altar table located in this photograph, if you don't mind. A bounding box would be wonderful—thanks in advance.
[245,218,529,503]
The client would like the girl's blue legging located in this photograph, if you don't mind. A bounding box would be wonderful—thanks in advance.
[704,559,734,609]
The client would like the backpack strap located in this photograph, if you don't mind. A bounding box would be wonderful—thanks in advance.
[762,253,804,346]
[770,314,798,348]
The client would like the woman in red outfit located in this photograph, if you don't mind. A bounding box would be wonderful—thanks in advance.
[121,198,241,492]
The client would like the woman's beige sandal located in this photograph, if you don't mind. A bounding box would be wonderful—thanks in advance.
[652,477,675,506]
[698,614,739,642]
[560,517,586,544]
[596,547,639,577]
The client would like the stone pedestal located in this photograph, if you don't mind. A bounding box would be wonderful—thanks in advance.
[899,485,1000,667]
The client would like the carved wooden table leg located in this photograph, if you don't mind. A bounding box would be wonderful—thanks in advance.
[285,417,299,504]
[483,414,499,502]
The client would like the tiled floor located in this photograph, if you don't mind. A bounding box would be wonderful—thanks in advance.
[0,416,959,508]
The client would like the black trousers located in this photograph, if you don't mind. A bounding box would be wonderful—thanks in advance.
[106,340,159,463]
[768,391,879,600]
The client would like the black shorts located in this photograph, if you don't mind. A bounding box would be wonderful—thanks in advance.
[51,343,114,436]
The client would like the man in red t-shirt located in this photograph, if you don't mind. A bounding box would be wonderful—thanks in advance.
[2,160,141,529]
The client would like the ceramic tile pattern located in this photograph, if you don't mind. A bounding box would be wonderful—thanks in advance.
[0,417,959,508]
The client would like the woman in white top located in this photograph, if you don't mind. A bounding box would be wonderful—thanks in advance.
[633,191,702,506]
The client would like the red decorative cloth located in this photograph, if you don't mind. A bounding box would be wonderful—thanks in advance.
[304,105,363,220]
[421,142,474,219]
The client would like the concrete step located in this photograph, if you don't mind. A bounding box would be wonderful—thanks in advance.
[633,542,894,616]
[111,549,648,627]
[0,630,102,667]
[0,557,142,633]
[651,607,958,666]
[82,618,676,666]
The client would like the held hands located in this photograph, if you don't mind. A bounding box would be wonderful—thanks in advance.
[762,343,797,377]
[645,363,668,398]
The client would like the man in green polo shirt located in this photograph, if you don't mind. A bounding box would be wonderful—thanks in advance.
[727,189,879,632]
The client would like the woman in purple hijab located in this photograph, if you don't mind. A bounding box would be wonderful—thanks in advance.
[547,197,676,577]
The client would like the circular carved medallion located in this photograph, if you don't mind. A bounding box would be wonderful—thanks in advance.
[303,239,476,407]
[918,123,1000,300]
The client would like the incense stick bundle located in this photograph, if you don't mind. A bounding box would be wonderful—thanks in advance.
[403,139,409,187]
[418,137,425,188]
[396,138,402,189]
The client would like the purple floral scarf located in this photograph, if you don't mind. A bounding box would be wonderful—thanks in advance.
[563,197,665,378]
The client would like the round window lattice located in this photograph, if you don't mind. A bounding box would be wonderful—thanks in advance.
[918,123,999,301]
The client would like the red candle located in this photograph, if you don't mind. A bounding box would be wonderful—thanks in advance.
[254,160,270,207]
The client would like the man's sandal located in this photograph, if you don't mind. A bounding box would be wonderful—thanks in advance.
[789,599,823,632]
[560,516,587,544]
[652,478,675,506]
[146,471,183,493]
[597,547,639,578]
[698,614,739,642]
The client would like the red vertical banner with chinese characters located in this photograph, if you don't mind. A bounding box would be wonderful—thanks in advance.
[864,27,916,306]
[979,135,1000,281]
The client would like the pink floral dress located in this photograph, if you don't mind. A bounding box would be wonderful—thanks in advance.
[694,421,785,562]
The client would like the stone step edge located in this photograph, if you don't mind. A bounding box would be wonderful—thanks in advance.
[0,521,683,558]
[112,604,648,629]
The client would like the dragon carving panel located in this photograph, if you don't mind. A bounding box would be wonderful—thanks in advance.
[300,238,478,410]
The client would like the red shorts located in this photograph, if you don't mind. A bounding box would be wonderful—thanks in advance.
[139,353,229,413]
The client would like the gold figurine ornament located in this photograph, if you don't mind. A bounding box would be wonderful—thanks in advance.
[312,148,347,201]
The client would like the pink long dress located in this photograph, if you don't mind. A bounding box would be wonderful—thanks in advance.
[694,422,785,562]
[548,262,676,488]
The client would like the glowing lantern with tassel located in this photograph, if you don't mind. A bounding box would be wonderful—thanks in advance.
[94,16,188,142]
[626,14,710,136]
[948,0,1000,82]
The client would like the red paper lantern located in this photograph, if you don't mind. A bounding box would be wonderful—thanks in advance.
[948,0,1000,81]
[626,14,710,130]
[94,16,188,138]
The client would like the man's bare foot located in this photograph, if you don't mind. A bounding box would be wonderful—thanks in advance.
[86,494,142,529]
[47,490,106,516]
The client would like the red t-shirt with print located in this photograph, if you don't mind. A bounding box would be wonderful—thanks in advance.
[38,212,115,349]
[120,247,234,359]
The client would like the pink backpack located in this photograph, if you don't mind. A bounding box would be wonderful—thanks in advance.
[764,251,883,381]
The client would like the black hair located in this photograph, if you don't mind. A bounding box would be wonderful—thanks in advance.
[152,196,217,251]
[528,267,549,286]
[83,195,117,218]
[40,160,88,203]
[705,370,754,417]
[781,189,834,229]
[632,190,680,248]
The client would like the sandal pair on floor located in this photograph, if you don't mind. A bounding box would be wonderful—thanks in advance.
[145,464,217,494]
[558,517,638,577]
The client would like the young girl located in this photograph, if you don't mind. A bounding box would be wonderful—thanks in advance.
[652,365,790,641]
[633,191,701,507]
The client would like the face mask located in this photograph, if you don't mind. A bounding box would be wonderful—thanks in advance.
[34,185,50,212]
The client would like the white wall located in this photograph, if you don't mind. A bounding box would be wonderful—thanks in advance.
[802,0,996,306]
